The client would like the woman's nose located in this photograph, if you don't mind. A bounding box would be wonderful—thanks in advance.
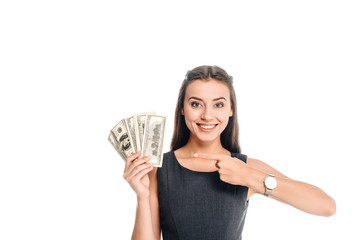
[200,107,213,121]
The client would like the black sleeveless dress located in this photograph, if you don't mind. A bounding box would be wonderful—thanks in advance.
[157,151,249,240]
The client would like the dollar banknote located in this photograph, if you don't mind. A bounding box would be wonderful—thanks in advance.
[108,119,136,161]
[133,112,155,152]
[124,116,138,152]
[108,112,166,167]
[141,114,166,167]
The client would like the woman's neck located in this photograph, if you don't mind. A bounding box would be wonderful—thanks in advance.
[181,135,229,156]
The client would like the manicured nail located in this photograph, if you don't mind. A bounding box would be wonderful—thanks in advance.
[194,153,198,157]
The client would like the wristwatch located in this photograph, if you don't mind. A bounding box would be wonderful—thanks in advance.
[264,174,277,197]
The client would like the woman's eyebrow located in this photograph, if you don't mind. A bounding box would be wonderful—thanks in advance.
[213,97,227,101]
[188,97,203,101]
[188,97,227,101]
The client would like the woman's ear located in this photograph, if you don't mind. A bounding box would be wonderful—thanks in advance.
[229,108,233,117]
[181,109,184,115]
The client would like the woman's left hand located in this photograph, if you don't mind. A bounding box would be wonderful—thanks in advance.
[195,153,250,186]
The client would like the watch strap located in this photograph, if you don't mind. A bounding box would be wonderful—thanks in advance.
[264,188,273,197]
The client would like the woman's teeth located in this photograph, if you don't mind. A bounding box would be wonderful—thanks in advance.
[199,124,216,129]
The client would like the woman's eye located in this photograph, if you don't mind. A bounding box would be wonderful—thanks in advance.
[191,102,201,107]
[215,103,224,108]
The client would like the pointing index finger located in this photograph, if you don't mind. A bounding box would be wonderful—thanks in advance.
[194,153,226,161]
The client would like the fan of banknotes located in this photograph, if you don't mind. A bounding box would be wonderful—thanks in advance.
[108,112,167,168]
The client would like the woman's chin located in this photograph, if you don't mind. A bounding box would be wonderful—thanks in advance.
[192,132,221,143]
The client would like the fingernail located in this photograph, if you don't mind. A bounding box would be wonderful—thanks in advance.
[194,153,198,157]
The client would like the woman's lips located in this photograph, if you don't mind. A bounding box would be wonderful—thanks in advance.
[196,123,218,132]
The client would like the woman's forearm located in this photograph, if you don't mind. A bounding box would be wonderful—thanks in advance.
[131,197,157,240]
[247,167,336,216]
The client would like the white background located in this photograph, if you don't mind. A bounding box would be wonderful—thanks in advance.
[1,0,359,239]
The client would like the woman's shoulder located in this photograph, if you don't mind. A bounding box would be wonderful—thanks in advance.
[163,150,173,155]
[232,152,248,163]
[158,151,175,170]
[162,150,175,160]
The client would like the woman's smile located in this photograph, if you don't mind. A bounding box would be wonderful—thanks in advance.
[196,123,218,132]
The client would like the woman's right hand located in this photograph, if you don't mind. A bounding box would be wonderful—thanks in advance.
[123,151,154,199]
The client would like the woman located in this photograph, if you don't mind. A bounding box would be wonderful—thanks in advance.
[123,65,336,240]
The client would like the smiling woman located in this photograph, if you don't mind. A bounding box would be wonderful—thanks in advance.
[122,65,336,240]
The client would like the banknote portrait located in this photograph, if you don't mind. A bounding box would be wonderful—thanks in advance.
[119,133,131,151]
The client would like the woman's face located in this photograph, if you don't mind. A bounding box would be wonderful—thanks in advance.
[182,79,233,143]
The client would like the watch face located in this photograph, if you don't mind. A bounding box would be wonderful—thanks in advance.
[265,176,277,189]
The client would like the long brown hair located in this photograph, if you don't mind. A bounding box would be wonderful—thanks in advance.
[170,65,241,153]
